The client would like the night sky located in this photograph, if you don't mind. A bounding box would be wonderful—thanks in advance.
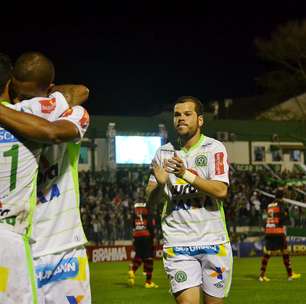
[2,1,306,115]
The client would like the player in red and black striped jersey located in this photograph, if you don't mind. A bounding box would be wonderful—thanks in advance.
[128,199,159,288]
[259,188,301,282]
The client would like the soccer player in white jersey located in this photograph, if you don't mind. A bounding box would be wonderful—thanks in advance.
[0,53,91,303]
[0,53,72,304]
[147,96,232,304]
[0,52,92,304]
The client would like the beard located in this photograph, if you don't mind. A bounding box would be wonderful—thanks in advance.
[175,126,198,148]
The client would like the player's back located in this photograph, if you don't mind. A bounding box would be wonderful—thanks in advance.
[265,200,285,235]
[0,120,40,236]
[32,106,89,257]
[133,203,155,238]
[0,93,70,236]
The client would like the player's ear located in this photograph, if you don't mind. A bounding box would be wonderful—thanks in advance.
[198,115,204,128]
[3,79,11,101]
[47,83,55,95]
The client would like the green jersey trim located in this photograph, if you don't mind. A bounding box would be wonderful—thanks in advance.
[67,143,88,243]
[224,246,233,297]
[25,171,38,238]
[218,200,230,242]
[0,99,10,105]
[23,235,38,304]
[181,134,205,155]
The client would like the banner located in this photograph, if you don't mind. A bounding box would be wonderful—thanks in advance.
[87,237,306,262]
[86,245,163,263]
[232,236,306,257]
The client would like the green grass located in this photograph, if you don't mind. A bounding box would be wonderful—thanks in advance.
[90,256,306,303]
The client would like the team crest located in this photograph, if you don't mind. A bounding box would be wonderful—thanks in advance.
[175,271,187,283]
[195,154,207,167]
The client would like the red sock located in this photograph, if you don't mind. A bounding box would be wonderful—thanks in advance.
[143,258,154,282]
[260,253,270,277]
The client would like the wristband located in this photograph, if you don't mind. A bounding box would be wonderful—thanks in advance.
[182,170,196,184]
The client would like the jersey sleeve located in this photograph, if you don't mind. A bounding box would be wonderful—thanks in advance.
[208,141,229,185]
[57,105,90,142]
[13,91,69,121]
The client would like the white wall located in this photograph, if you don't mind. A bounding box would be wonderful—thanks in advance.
[224,141,249,164]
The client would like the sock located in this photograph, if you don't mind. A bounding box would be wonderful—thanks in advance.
[131,256,142,273]
[282,253,292,277]
[143,258,154,282]
[260,253,270,277]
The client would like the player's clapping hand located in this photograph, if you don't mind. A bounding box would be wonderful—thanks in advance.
[151,160,169,185]
[165,154,186,178]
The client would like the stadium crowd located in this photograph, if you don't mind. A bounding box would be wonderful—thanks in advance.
[79,166,306,244]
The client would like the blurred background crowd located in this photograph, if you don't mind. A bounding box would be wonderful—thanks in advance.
[79,167,306,245]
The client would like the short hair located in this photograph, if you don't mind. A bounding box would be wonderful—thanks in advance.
[13,52,55,90]
[174,96,204,116]
[0,53,12,95]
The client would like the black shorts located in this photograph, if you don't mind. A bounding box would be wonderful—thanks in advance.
[134,237,153,259]
[265,234,287,251]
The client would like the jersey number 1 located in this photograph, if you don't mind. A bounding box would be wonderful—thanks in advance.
[4,144,19,191]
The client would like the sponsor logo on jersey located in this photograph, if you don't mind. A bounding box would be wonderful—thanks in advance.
[169,245,226,257]
[174,271,187,283]
[36,257,87,288]
[195,154,207,167]
[215,152,225,175]
[38,183,61,204]
[0,267,9,292]
[210,266,226,280]
[39,98,56,114]
[0,201,10,217]
[79,110,89,129]
[38,162,59,184]
[66,295,84,304]
[171,170,204,211]
[38,158,61,203]
[214,280,225,288]
[0,130,18,143]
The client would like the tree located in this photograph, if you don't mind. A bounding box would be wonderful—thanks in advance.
[255,20,306,97]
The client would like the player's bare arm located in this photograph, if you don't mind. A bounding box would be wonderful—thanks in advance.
[165,155,228,199]
[0,104,79,144]
[51,84,89,106]
[146,160,169,205]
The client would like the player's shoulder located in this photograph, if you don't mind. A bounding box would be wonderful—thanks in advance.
[158,142,175,153]
[16,92,67,114]
[203,135,226,150]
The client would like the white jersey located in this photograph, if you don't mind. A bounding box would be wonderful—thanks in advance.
[0,92,69,236]
[32,106,90,258]
[149,135,230,247]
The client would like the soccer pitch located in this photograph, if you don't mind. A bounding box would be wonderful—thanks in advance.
[90,256,306,304]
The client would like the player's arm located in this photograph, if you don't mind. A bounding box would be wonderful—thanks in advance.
[165,155,228,199]
[50,84,89,106]
[187,176,228,199]
[0,104,79,144]
[146,181,164,206]
[146,159,168,205]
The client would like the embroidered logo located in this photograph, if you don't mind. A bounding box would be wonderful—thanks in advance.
[175,271,187,283]
[195,154,207,167]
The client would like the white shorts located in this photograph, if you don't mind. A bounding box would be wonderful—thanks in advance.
[34,246,91,304]
[0,229,37,304]
[163,242,233,298]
